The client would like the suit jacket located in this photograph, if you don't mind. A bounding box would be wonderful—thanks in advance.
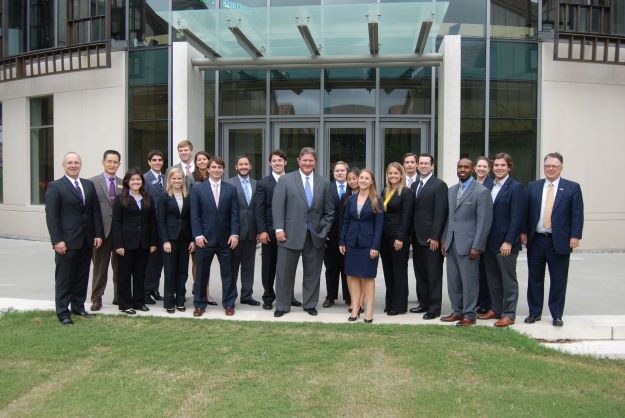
[144,170,165,207]
[111,196,157,250]
[226,176,257,241]
[486,177,528,253]
[45,177,104,250]
[526,178,584,255]
[327,182,352,244]
[479,176,495,191]
[340,195,384,251]
[255,174,278,239]
[157,194,192,244]
[190,180,240,247]
[272,171,335,250]
[443,180,493,255]
[167,163,195,191]
[411,176,448,246]
[381,187,413,242]
[89,173,122,239]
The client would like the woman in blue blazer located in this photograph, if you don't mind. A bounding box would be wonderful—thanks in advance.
[158,168,195,313]
[340,169,384,323]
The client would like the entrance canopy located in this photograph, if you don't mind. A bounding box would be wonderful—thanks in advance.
[158,1,449,70]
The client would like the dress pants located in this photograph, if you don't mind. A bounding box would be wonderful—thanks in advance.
[275,232,323,311]
[323,243,351,303]
[527,234,570,319]
[261,240,278,305]
[90,234,118,303]
[483,250,519,319]
[445,244,479,320]
[231,239,257,301]
[117,248,148,311]
[412,244,444,315]
[144,241,163,296]
[380,239,409,313]
[55,245,92,319]
[194,246,237,309]
[477,257,491,311]
[163,239,190,309]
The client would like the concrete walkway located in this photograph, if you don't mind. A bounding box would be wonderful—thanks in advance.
[1,238,624,358]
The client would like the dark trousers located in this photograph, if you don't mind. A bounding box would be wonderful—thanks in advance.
[231,239,257,301]
[527,234,570,319]
[483,250,519,319]
[144,241,163,296]
[477,257,491,311]
[194,245,237,309]
[163,240,190,309]
[323,243,351,303]
[54,245,92,319]
[380,239,409,313]
[117,248,149,310]
[90,234,118,303]
[412,243,444,315]
[261,240,278,305]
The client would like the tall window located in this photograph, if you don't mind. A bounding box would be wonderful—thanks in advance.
[30,97,54,205]
[0,102,3,203]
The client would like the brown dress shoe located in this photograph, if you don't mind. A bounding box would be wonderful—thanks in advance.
[494,317,515,327]
[90,297,102,312]
[456,318,476,326]
[440,314,464,322]
[225,307,235,316]
[477,310,499,320]
[193,307,205,317]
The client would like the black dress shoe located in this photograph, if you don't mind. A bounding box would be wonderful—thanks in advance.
[59,317,74,326]
[409,306,427,313]
[207,300,218,306]
[322,299,334,308]
[152,290,163,301]
[476,307,490,315]
[305,308,318,316]
[144,295,156,305]
[274,310,287,317]
[262,303,273,310]
[72,310,96,318]
[139,305,150,312]
[291,299,302,307]
[241,298,261,306]
[387,310,399,316]
[423,312,440,320]
[524,315,542,324]
[552,318,564,327]
[123,309,136,315]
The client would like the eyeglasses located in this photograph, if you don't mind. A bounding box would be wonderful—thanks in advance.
[544,164,561,169]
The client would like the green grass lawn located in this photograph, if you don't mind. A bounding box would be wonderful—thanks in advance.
[1,311,624,417]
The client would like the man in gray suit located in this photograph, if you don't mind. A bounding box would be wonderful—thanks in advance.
[169,139,195,191]
[89,150,122,310]
[227,155,260,306]
[272,147,335,317]
[441,158,493,326]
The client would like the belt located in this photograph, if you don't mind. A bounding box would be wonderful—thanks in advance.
[536,232,552,237]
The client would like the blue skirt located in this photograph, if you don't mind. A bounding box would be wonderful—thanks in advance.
[344,246,379,278]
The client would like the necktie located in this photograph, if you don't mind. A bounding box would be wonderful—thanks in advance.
[408,177,414,187]
[158,174,163,192]
[415,180,424,199]
[305,177,313,208]
[243,179,251,205]
[185,164,191,176]
[213,183,220,208]
[338,183,345,199]
[108,177,116,204]
[544,183,555,229]
[456,183,464,207]
[74,180,84,205]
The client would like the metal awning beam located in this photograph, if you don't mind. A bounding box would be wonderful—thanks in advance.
[368,21,379,55]
[229,26,263,58]
[298,24,321,57]
[415,21,433,54]
[179,29,221,59]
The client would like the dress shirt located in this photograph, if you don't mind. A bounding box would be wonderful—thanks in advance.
[66,175,85,204]
[132,193,143,209]
[182,162,195,175]
[300,170,314,192]
[406,175,418,188]
[272,171,282,182]
[415,172,432,198]
[336,181,346,198]
[491,175,509,202]
[537,177,560,234]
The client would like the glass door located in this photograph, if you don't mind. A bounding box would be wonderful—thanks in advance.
[380,123,427,172]
[223,123,265,180]
[325,122,371,177]
[273,122,318,173]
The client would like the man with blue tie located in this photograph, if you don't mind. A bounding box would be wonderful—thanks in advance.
[521,152,583,327]
[143,150,166,304]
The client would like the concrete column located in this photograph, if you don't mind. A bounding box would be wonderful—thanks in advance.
[172,42,205,164]
[437,35,461,186]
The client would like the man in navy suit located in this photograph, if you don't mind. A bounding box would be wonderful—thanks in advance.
[143,150,166,304]
[190,156,240,317]
[521,152,583,327]
[479,153,527,327]
[45,152,104,325]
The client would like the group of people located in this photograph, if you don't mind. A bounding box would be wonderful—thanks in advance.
[45,141,583,328]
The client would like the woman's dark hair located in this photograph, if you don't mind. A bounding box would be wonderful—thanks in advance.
[120,167,151,209]
[193,151,211,182]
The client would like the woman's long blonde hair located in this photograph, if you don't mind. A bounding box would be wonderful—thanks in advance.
[359,168,382,214]
[385,162,406,197]
[165,167,188,197]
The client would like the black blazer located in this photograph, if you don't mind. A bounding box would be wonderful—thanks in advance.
[327,182,352,244]
[112,197,157,250]
[157,194,192,244]
[411,176,448,246]
[45,177,104,250]
[381,187,413,242]
[255,174,278,239]
[486,177,527,253]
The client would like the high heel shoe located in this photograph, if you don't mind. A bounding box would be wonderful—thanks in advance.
[348,316,358,322]
[364,318,373,323]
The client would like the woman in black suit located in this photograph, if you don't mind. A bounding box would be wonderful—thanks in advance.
[380,162,414,315]
[158,168,195,313]
[475,156,494,315]
[112,168,157,315]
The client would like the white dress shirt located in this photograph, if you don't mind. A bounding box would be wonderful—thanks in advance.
[537,177,560,233]
[491,175,509,202]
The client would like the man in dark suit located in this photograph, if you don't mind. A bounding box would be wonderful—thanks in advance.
[521,152,583,327]
[89,150,122,311]
[255,150,302,310]
[45,152,104,325]
[410,153,448,319]
[272,147,335,317]
[143,150,166,304]
[322,161,351,308]
[479,153,528,327]
[403,152,419,189]
[227,155,260,306]
[190,156,240,317]
[441,158,493,326]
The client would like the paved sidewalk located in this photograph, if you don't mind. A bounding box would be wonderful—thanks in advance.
[1,238,625,358]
